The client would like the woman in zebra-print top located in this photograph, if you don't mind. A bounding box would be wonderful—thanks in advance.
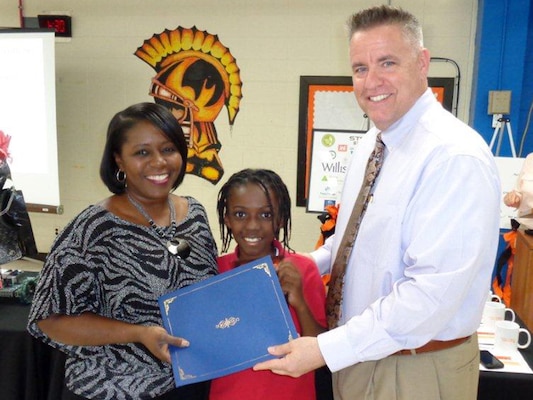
[28,103,218,400]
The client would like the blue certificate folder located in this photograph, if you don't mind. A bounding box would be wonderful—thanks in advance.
[158,255,298,387]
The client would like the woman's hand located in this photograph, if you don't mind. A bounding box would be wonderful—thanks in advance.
[140,325,190,363]
[37,313,189,364]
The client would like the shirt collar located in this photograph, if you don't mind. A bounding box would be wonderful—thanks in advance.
[379,88,436,150]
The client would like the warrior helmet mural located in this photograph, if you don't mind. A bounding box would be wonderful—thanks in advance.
[135,26,242,184]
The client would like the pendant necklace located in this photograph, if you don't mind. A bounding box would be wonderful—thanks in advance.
[127,194,190,258]
[127,194,178,239]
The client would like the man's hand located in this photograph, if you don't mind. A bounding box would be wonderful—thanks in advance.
[253,336,326,377]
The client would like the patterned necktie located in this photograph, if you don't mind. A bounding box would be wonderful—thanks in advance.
[326,133,385,329]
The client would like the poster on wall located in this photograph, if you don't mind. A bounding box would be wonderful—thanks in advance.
[134,26,243,185]
[307,129,366,213]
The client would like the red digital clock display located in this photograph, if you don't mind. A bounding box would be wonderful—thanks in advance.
[37,15,72,38]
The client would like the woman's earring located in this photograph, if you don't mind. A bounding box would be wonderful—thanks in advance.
[116,170,126,184]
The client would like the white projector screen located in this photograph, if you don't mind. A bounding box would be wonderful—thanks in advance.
[0,29,60,210]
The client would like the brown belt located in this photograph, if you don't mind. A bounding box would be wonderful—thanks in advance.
[393,335,471,356]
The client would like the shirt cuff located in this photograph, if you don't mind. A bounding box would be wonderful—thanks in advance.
[317,326,358,372]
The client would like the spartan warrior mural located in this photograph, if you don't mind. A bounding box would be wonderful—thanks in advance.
[135,26,242,184]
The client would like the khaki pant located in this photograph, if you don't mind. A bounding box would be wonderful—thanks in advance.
[332,335,479,400]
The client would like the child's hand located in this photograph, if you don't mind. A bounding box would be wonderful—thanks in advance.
[276,261,305,309]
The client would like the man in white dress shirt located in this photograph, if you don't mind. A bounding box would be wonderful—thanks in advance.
[254,5,500,400]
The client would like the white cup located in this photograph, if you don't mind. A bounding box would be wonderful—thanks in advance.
[494,320,532,354]
[482,301,515,330]
[487,290,502,303]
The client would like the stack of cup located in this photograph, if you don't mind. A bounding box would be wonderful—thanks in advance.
[481,291,532,354]
[481,292,514,331]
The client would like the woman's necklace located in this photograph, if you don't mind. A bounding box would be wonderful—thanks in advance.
[127,193,178,239]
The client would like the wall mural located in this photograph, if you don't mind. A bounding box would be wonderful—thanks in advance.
[135,26,242,184]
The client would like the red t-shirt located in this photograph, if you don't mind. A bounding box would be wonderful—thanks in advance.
[209,241,326,400]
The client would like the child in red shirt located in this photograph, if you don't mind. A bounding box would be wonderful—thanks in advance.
[210,169,328,400]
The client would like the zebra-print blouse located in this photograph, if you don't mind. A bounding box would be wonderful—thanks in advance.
[28,196,218,399]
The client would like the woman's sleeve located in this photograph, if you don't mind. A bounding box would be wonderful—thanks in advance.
[27,214,102,356]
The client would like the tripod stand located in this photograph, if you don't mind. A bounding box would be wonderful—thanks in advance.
[489,116,516,157]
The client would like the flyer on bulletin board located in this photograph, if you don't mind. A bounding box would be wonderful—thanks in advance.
[307,129,366,213]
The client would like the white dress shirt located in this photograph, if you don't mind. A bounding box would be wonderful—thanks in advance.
[313,89,501,372]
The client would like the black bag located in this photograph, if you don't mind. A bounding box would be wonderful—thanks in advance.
[0,187,37,265]
[0,159,10,189]
[0,188,23,264]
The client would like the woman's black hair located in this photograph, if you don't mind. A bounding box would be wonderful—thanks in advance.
[217,168,293,253]
[99,102,188,194]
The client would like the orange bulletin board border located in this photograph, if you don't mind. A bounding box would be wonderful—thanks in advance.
[428,77,455,114]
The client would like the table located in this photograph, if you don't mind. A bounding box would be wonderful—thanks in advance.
[0,302,64,400]
[477,313,533,399]
[0,302,532,400]
[479,366,533,399]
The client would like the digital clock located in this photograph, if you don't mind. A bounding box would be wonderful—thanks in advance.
[37,15,72,38]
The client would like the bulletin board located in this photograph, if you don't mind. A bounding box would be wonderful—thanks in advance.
[297,75,457,209]
[296,76,366,207]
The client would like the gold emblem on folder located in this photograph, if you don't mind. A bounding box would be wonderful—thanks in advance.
[163,296,177,316]
[179,367,196,380]
[253,262,271,277]
[216,317,240,329]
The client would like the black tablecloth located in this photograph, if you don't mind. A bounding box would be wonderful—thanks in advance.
[478,339,533,399]
[0,303,65,400]
[0,302,532,400]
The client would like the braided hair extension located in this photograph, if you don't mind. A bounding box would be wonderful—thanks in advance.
[217,169,293,254]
